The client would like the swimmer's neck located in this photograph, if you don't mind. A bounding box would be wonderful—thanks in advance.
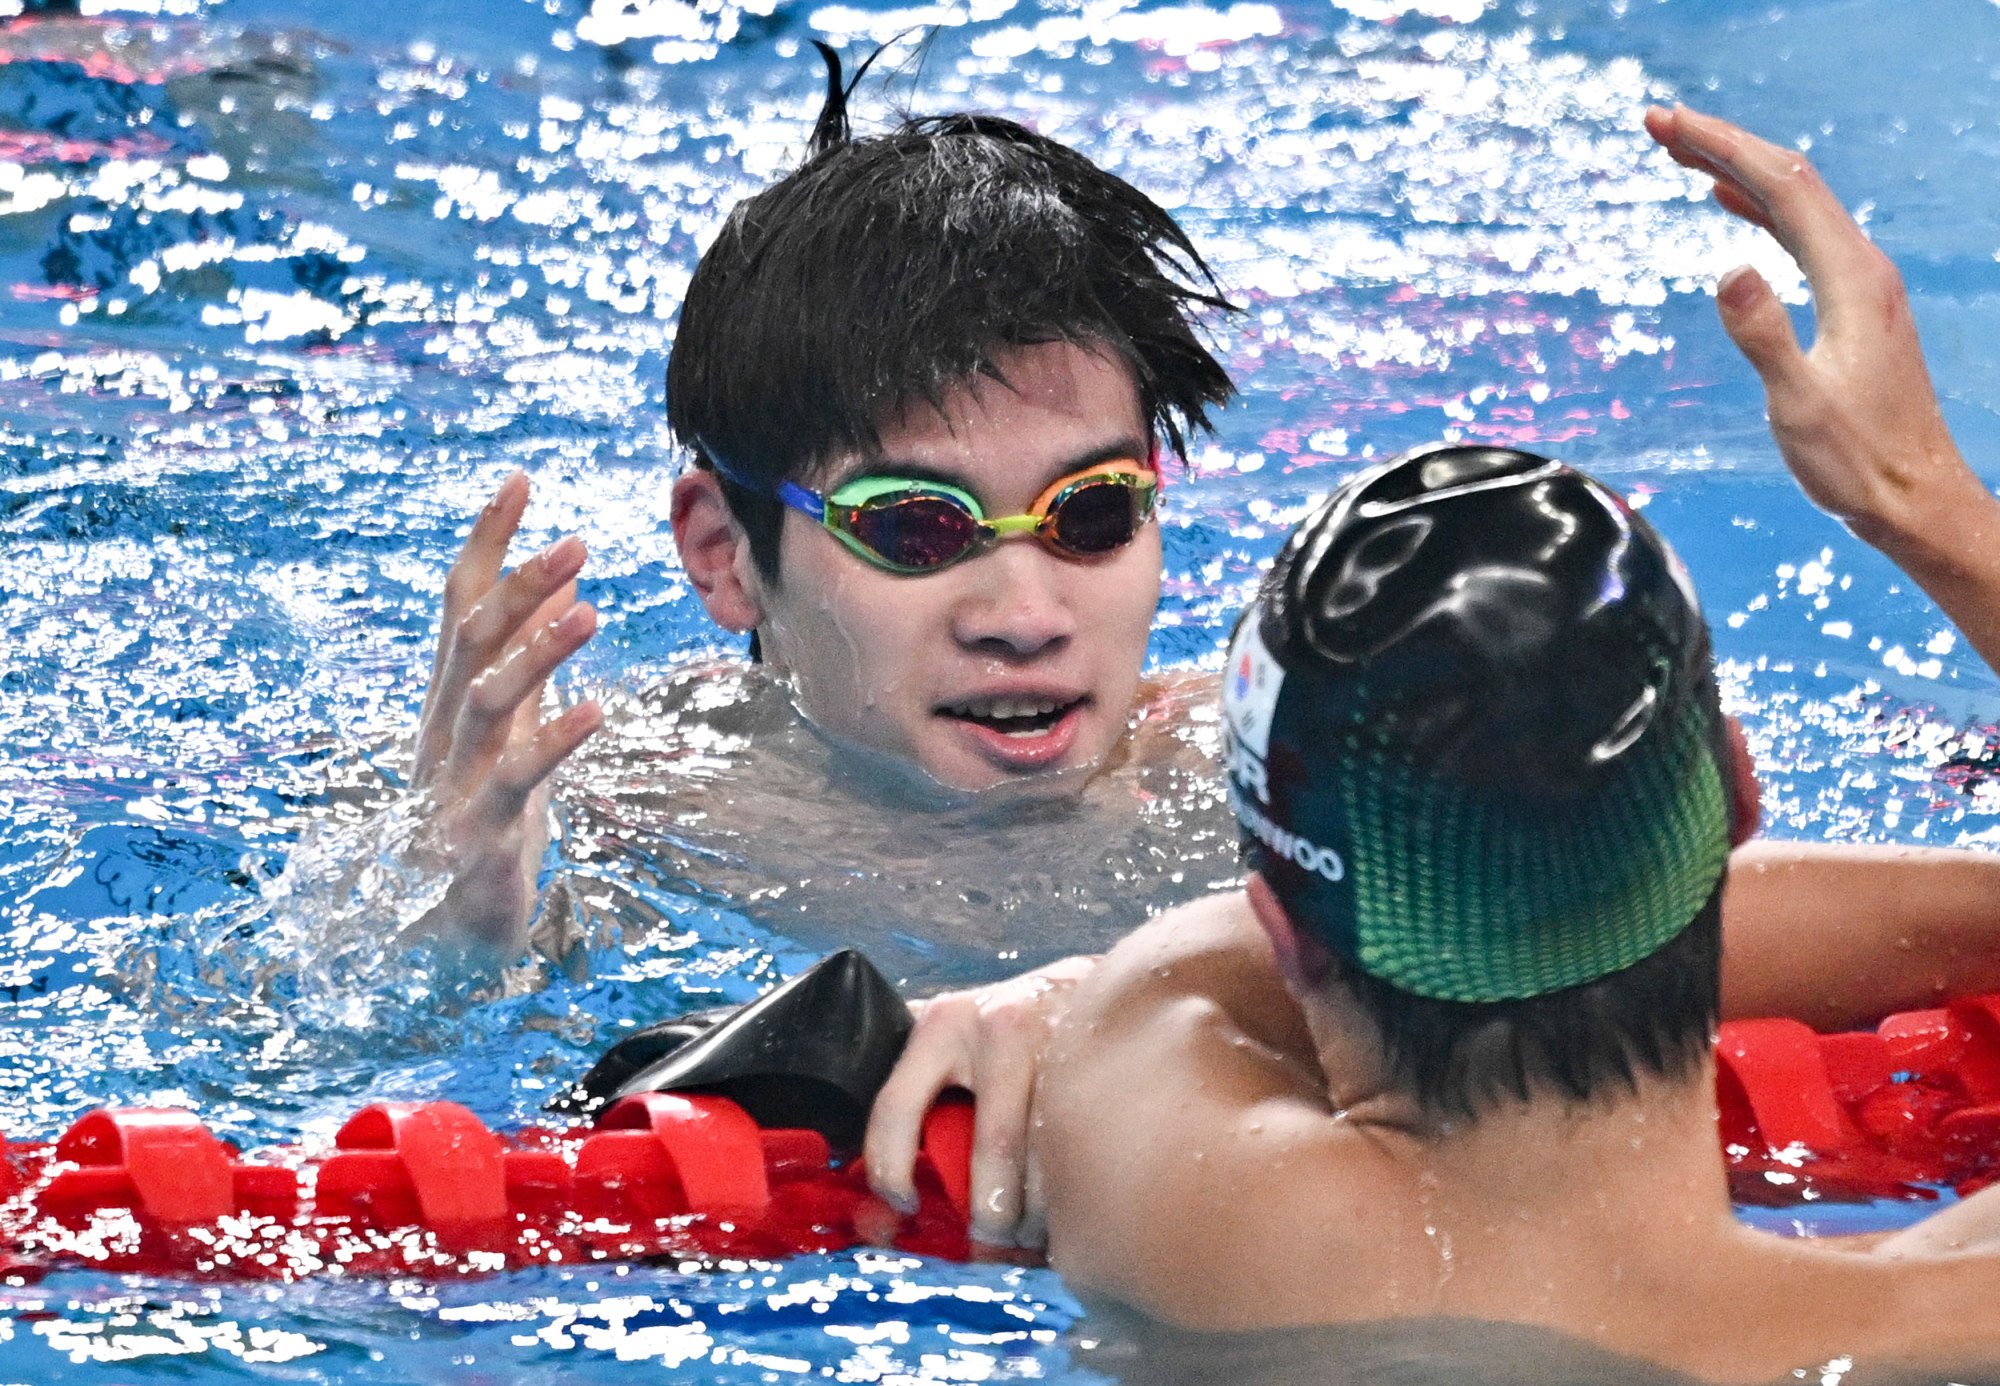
[1396,1061,1734,1225]
[1303,995,1737,1232]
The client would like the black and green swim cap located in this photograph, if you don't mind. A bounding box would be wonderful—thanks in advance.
[1223,444,1731,1004]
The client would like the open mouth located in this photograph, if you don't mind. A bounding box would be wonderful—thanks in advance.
[938,696,1085,738]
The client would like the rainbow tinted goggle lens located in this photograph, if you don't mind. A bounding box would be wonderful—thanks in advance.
[788,460,1158,574]
[704,436,1161,575]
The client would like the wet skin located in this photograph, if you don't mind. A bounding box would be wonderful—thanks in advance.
[417,338,1167,949]
[742,340,1164,795]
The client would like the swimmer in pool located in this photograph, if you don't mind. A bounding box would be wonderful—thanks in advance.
[394,55,1236,970]
[385,91,2000,1250]
[1031,440,2000,1381]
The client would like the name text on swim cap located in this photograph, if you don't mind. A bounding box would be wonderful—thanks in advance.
[1225,726,1269,805]
[1229,779,1345,884]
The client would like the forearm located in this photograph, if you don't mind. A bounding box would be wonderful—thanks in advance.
[429,801,552,953]
[1721,840,2000,1029]
[263,791,518,993]
[1851,461,2000,682]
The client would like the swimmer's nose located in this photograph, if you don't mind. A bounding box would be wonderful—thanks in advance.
[952,542,1077,658]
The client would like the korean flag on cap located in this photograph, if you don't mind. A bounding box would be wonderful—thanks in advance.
[1224,617,1283,760]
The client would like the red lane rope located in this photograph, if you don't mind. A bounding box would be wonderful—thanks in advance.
[1718,995,2000,1206]
[0,1093,975,1282]
[8,996,2000,1282]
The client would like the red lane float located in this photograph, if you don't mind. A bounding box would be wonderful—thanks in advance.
[1717,996,2000,1204]
[13,994,2000,1282]
[0,1094,975,1282]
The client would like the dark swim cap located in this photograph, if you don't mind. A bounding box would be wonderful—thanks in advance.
[1223,444,1731,1003]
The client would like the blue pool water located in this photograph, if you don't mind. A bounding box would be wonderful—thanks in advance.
[3,0,2000,1379]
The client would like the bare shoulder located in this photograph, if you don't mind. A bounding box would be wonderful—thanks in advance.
[1119,668,1226,772]
[1075,890,1261,995]
[1060,891,1312,1057]
[1035,895,1416,1327]
[1037,891,1316,1173]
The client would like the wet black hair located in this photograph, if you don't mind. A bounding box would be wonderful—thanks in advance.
[1323,889,1723,1122]
[666,44,1236,577]
[1229,445,1734,1120]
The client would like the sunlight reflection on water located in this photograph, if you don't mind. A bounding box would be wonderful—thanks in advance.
[2,0,1999,1379]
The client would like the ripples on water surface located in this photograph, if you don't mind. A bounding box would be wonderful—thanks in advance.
[3,0,2000,1379]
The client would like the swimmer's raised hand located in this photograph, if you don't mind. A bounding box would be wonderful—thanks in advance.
[1645,104,2000,674]
[411,471,605,950]
[863,955,1098,1254]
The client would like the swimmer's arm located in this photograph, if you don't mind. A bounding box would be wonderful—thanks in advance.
[1646,105,2000,675]
[1033,898,1402,1328]
[1720,842,2000,1030]
[1651,108,2000,1030]
[1856,467,2000,695]
[1875,1181,2000,1258]
[409,473,604,953]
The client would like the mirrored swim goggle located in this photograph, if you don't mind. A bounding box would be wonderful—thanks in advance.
[701,438,1161,576]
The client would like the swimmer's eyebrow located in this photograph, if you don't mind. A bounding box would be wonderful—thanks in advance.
[831,435,1155,496]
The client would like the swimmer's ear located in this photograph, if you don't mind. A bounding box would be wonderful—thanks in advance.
[1246,873,1328,991]
[671,470,765,633]
[1722,714,1762,847]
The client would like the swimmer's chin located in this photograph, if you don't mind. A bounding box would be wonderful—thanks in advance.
[769,675,1135,802]
[840,729,1107,807]
[789,712,1108,807]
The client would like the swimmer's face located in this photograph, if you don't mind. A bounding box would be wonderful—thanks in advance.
[751,340,1162,792]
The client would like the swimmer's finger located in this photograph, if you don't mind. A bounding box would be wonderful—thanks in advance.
[1644,107,1737,187]
[1662,107,1878,306]
[434,473,529,674]
[1649,136,1723,182]
[471,699,604,833]
[865,1012,968,1213]
[965,1041,1039,1247]
[1646,108,1802,239]
[1715,266,1808,391]
[514,577,582,738]
[454,540,586,691]
[443,601,598,791]
[424,540,587,786]
[1652,133,1775,233]
[427,477,532,708]
[1709,179,1774,235]
[417,474,532,775]
[1013,1151,1049,1254]
[1652,140,1773,234]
